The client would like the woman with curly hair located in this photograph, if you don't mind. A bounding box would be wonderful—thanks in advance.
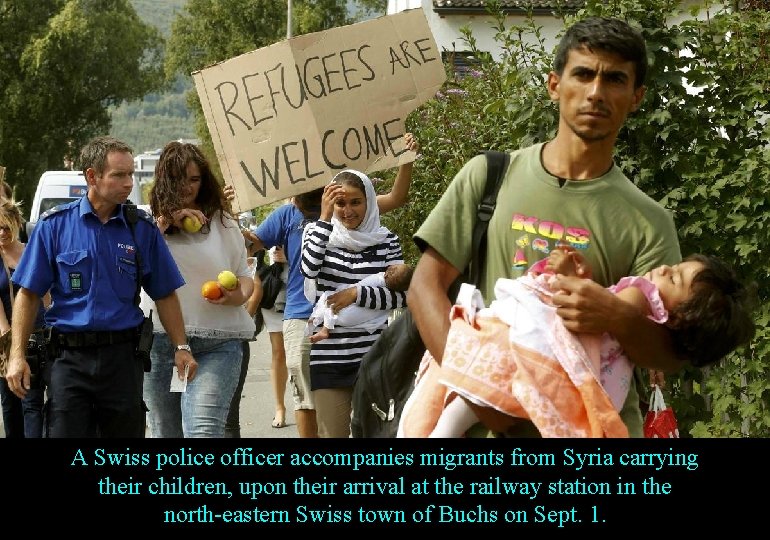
[142,142,255,438]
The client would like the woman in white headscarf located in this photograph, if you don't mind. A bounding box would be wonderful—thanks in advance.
[300,169,407,437]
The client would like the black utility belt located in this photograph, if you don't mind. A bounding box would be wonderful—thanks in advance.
[55,328,138,349]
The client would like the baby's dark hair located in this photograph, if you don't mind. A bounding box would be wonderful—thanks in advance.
[384,264,413,292]
[667,254,757,367]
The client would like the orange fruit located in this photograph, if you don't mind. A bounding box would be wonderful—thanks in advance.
[201,280,222,300]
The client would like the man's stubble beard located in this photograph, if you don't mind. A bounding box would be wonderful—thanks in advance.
[564,118,613,143]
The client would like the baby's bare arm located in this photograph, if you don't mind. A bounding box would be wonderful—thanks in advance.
[614,286,653,317]
[546,249,576,275]
[546,248,591,278]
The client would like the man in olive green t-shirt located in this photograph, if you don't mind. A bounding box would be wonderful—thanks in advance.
[410,17,683,437]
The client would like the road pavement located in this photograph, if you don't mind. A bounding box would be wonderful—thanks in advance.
[236,330,298,438]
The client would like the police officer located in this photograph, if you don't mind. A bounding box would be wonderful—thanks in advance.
[5,136,196,437]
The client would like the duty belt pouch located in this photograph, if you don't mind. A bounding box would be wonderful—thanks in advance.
[136,312,154,372]
[125,203,153,372]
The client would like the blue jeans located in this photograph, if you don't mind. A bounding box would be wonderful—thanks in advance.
[0,377,45,438]
[144,334,242,438]
[225,341,250,438]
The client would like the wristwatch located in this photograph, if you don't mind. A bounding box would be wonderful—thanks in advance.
[175,344,192,353]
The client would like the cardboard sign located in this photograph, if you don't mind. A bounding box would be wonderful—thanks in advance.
[193,9,446,212]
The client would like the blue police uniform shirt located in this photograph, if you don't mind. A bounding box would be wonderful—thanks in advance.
[255,203,313,320]
[13,196,185,332]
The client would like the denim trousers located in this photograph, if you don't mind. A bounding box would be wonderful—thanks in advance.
[225,340,250,438]
[144,334,242,438]
[0,377,44,438]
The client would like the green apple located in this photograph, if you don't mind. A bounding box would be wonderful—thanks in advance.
[217,270,238,290]
[181,216,202,233]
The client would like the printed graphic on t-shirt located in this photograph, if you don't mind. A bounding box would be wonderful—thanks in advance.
[510,213,591,271]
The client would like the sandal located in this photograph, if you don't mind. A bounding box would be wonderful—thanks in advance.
[271,415,286,428]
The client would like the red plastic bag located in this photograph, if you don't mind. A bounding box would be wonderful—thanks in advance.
[643,385,680,438]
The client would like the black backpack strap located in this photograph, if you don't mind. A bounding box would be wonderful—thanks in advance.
[467,150,510,286]
[123,203,144,307]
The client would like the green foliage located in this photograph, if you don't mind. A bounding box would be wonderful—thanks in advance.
[110,0,191,153]
[392,3,559,264]
[0,0,165,215]
[349,0,387,18]
[110,110,196,153]
[293,0,347,32]
[129,0,185,36]
[397,0,769,436]
[110,77,197,152]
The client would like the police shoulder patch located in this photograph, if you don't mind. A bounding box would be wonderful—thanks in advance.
[39,205,65,221]
[135,207,155,224]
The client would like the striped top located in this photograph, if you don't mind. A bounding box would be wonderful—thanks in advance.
[301,220,407,390]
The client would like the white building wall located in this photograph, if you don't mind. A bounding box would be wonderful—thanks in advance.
[387,0,421,15]
[388,0,570,60]
[388,1,718,61]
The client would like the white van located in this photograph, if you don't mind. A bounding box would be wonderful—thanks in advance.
[26,170,142,238]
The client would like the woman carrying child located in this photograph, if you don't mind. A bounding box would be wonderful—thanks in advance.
[306,263,412,343]
[301,170,407,437]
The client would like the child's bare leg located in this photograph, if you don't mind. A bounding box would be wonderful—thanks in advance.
[429,395,480,438]
[309,326,330,344]
[469,402,523,434]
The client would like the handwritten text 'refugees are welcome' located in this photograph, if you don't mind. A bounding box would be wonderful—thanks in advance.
[206,37,437,197]
[214,39,437,136]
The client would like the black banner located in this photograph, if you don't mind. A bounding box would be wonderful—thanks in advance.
[4,437,762,531]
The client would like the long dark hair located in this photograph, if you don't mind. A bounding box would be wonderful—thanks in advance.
[149,142,233,232]
[667,254,757,367]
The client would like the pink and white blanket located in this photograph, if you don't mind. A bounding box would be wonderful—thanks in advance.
[398,274,666,438]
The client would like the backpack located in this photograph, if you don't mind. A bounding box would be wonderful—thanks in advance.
[258,262,285,310]
[350,150,511,438]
